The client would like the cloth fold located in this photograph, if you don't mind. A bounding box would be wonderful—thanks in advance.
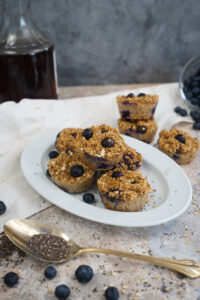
[0,83,193,231]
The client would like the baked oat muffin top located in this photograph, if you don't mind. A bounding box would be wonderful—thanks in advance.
[47,151,95,184]
[117,94,159,106]
[97,168,151,203]
[76,124,126,160]
[158,128,199,155]
[56,128,82,152]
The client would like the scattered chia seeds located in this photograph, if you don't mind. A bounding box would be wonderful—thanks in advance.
[29,234,69,261]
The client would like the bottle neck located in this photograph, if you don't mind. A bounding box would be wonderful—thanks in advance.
[0,0,52,54]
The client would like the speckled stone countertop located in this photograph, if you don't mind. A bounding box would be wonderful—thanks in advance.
[0,85,200,300]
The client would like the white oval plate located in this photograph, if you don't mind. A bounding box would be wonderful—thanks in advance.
[21,130,192,227]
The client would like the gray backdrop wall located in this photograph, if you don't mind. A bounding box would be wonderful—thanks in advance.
[32,0,200,86]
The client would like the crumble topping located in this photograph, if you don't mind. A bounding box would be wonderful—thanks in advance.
[118,118,158,132]
[56,128,82,152]
[158,128,199,155]
[117,94,159,106]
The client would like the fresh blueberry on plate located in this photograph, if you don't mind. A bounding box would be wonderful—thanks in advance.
[75,265,94,283]
[83,193,95,204]
[55,284,70,299]
[49,151,59,159]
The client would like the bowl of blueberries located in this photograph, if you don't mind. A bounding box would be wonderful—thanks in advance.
[179,56,200,110]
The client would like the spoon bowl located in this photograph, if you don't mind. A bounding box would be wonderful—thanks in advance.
[4,219,81,262]
[4,219,200,278]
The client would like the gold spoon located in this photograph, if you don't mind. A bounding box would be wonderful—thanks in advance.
[4,219,200,279]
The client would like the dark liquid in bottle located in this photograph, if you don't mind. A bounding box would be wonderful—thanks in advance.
[0,45,57,103]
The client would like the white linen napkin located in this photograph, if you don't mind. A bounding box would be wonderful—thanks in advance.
[0,83,194,231]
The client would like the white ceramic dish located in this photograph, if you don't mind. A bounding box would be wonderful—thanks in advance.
[21,130,192,227]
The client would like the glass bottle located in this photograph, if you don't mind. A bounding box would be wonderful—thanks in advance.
[0,0,58,103]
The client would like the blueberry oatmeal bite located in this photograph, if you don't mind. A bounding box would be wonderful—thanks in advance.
[158,128,199,165]
[47,151,96,193]
[55,128,82,152]
[116,145,142,171]
[97,169,151,211]
[118,118,158,143]
[117,93,159,120]
[76,124,126,170]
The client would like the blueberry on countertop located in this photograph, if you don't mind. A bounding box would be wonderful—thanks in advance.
[83,128,93,140]
[126,93,134,98]
[55,284,70,299]
[70,165,84,177]
[101,137,114,148]
[49,151,59,159]
[44,266,57,280]
[4,272,18,287]
[0,201,6,215]
[174,107,187,116]
[193,122,200,130]
[175,134,185,144]
[105,286,119,300]
[83,193,95,204]
[190,110,200,122]
[75,265,94,283]
[138,93,146,97]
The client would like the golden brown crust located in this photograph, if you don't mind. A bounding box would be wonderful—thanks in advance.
[158,128,199,165]
[117,94,159,120]
[118,118,158,143]
[97,169,151,211]
[56,128,82,152]
[47,151,95,193]
[76,124,126,170]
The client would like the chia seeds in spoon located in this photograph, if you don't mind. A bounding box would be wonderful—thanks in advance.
[29,234,69,261]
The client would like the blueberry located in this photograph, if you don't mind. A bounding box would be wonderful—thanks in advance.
[56,132,60,139]
[46,169,51,177]
[49,151,59,159]
[126,93,134,98]
[190,110,200,121]
[83,193,95,204]
[131,180,136,184]
[174,106,182,113]
[121,110,130,118]
[183,79,191,87]
[44,266,57,280]
[4,272,18,287]
[192,87,200,96]
[138,93,146,97]
[136,126,147,134]
[173,150,181,160]
[112,171,123,178]
[190,98,199,106]
[183,87,188,93]
[65,148,74,155]
[70,165,84,177]
[185,91,193,99]
[0,201,6,215]
[105,286,119,300]
[55,284,70,299]
[83,128,93,140]
[175,134,185,143]
[75,265,94,283]
[101,137,114,148]
[179,108,187,116]
[191,81,199,88]
[71,132,77,138]
[193,122,200,130]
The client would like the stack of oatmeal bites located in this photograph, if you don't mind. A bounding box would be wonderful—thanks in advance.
[117,92,159,143]
[47,124,151,212]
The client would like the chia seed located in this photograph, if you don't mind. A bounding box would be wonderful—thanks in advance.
[29,234,69,261]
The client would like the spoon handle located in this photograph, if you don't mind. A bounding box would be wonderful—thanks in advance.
[78,248,200,278]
